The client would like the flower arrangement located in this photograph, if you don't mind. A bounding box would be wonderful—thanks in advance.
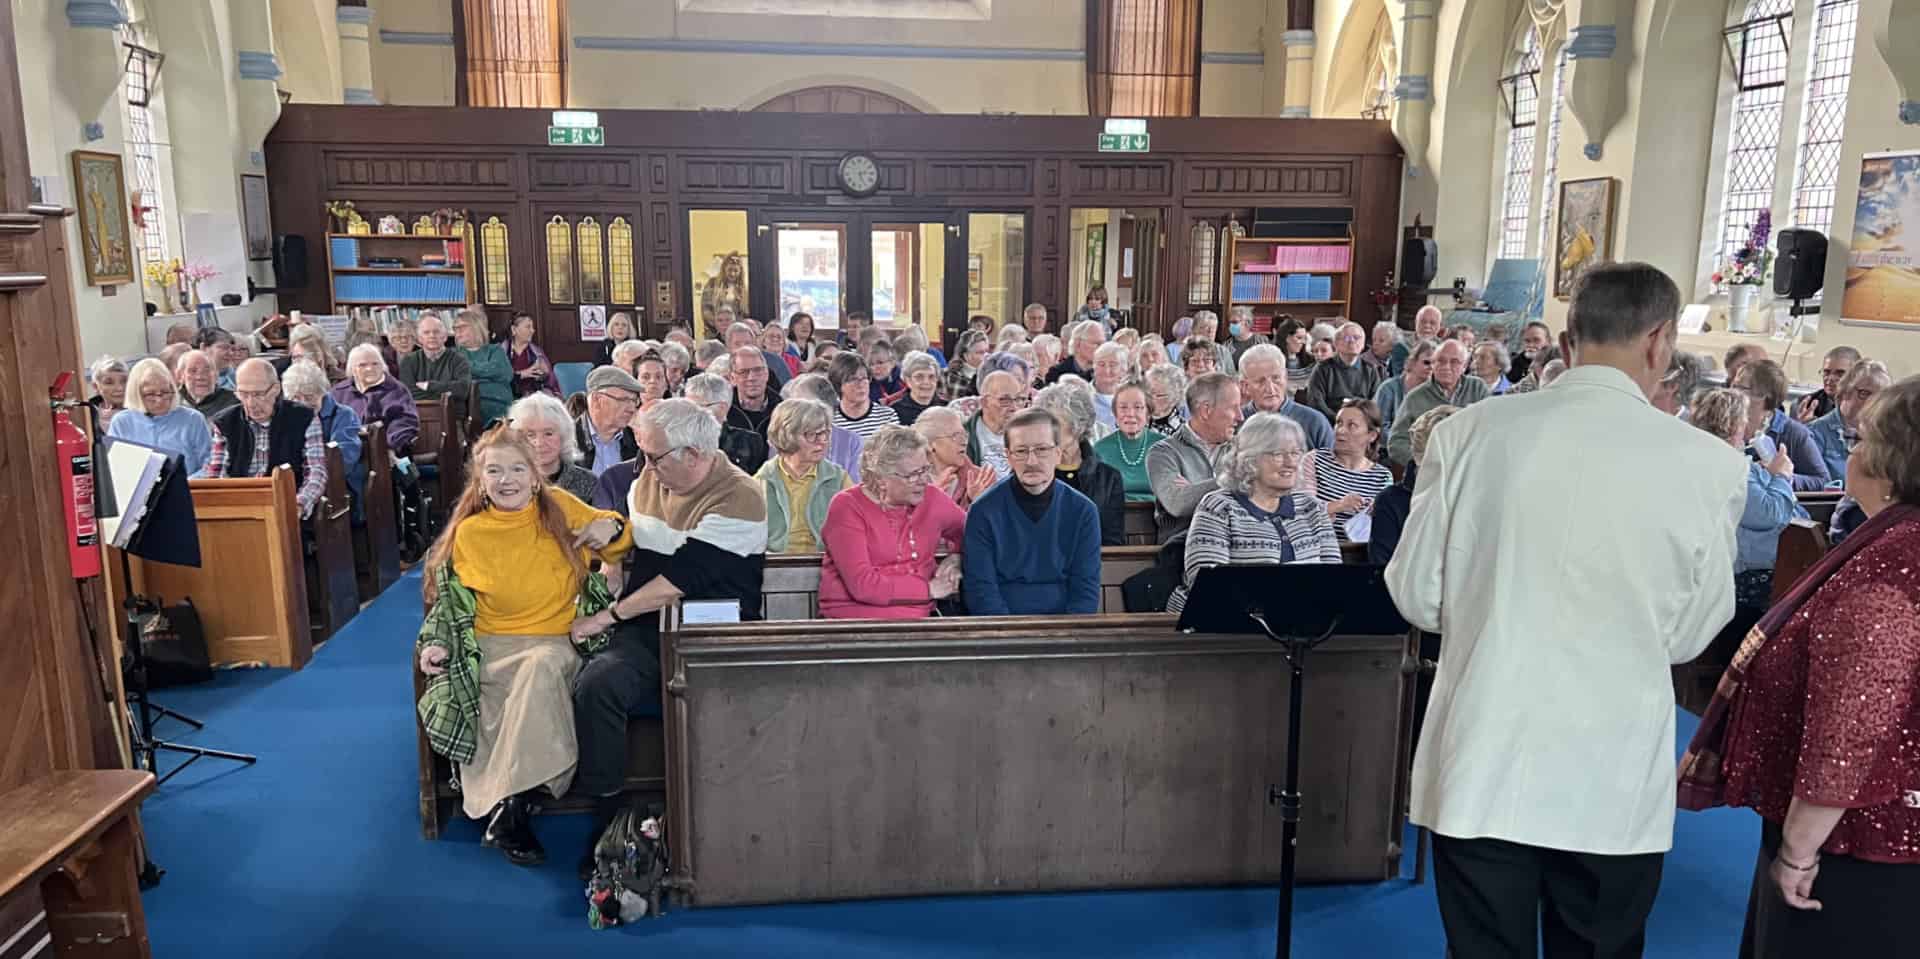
[1713,210,1773,288]
[182,260,217,305]
[1368,272,1400,325]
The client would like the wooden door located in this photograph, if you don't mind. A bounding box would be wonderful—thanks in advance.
[533,204,644,362]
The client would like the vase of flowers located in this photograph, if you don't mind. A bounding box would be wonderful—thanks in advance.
[183,261,218,307]
[1713,211,1774,334]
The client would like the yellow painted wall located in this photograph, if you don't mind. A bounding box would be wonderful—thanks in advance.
[372,0,455,106]
[273,0,343,104]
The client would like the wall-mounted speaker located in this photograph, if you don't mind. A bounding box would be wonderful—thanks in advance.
[1773,228,1827,300]
[273,234,308,289]
[1401,237,1438,288]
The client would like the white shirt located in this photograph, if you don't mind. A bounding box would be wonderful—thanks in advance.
[1385,364,1748,855]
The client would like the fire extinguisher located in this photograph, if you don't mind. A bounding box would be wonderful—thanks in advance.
[51,372,102,579]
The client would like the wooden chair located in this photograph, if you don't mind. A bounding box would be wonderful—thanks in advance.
[0,771,156,959]
[354,423,401,601]
[306,442,360,642]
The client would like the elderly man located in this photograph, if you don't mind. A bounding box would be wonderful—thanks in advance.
[1385,262,1747,957]
[191,326,242,389]
[1364,321,1402,377]
[1239,343,1334,451]
[1189,311,1239,376]
[1303,322,1383,421]
[967,369,1026,479]
[1145,371,1242,542]
[783,373,863,481]
[284,360,364,498]
[1224,305,1272,366]
[1793,344,1861,422]
[963,407,1101,615]
[1046,319,1105,384]
[207,358,328,519]
[725,321,793,390]
[1509,321,1553,383]
[723,344,781,440]
[1375,338,1438,433]
[329,343,419,456]
[175,348,239,418]
[1412,304,1444,345]
[568,398,767,871]
[574,366,642,476]
[1021,302,1050,335]
[686,369,768,474]
[1388,339,1489,466]
[399,312,473,400]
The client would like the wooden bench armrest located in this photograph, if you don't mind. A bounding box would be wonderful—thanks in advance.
[0,771,154,899]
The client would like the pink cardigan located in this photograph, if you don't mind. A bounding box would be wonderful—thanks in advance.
[817,485,966,619]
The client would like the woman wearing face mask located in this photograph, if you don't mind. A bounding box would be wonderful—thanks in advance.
[1093,381,1166,503]
[1074,286,1114,332]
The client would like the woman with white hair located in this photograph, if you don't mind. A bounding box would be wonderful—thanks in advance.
[88,354,129,429]
[1165,412,1340,615]
[597,312,636,367]
[287,323,345,382]
[509,392,598,503]
[107,357,214,475]
[1032,382,1125,546]
[888,350,943,426]
[1143,363,1188,435]
[283,360,365,497]
[893,325,946,368]
[1030,334,1062,384]
[1089,340,1132,429]
[755,398,849,554]
[944,330,990,402]
[913,406,997,509]
[1689,388,1807,610]
[817,425,966,619]
[1136,334,1170,374]
[1472,342,1514,395]
[658,341,692,396]
[1093,380,1166,503]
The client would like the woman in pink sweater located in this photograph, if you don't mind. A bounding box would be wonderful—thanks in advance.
[818,425,967,619]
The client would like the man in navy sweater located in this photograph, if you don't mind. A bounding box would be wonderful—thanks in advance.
[963,408,1102,615]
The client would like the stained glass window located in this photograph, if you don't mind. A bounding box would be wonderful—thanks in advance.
[1218,220,1245,303]
[608,217,635,305]
[1187,221,1217,305]
[1714,0,1795,260]
[1499,30,1544,259]
[577,216,605,305]
[118,7,168,267]
[480,216,510,305]
[545,215,573,304]
[1789,0,1859,239]
[1536,45,1570,268]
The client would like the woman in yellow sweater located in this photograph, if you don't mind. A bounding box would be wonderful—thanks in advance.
[417,427,631,866]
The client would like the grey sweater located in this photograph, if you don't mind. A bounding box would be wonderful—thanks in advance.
[1144,424,1230,542]
[1303,356,1383,422]
[1388,375,1491,465]
[399,348,473,400]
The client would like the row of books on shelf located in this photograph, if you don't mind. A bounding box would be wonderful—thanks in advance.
[329,236,466,269]
[1238,244,1351,273]
[1231,273,1335,302]
[333,273,468,302]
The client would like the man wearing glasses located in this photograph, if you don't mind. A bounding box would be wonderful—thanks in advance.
[962,407,1101,616]
[1793,345,1861,422]
[205,358,328,519]
[965,370,1028,480]
[574,366,643,477]
[724,345,781,442]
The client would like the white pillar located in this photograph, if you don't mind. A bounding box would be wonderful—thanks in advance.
[1394,0,1439,175]
[1281,30,1315,119]
[1875,0,1920,123]
[1565,0,1624,159]
[338,3,377,104]
[232,0,283,163]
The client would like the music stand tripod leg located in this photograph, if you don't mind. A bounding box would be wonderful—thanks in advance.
[1247,613,1342,959]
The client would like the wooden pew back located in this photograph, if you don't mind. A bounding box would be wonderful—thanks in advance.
[761,546,1163,620]
[357,423,401,599]
[1123,500,1156,544]
[1795,490,1842,528]
[309,442,359,641]
[0,771,155,958]
[1770,518,1831,605]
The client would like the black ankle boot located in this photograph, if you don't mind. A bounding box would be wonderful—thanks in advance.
[497,795,545,867]
[481,800,512,848]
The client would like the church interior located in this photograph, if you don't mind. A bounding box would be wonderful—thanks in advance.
[2,0,1917,956]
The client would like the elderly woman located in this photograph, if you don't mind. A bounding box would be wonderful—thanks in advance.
[1689,388,1808,610]
[914,405,997,510]
[786,312,819,366]
[944,330,989,402]
[1136,334,1170,375]
[1031,334,1062,382]
[817,425,967,619]
[994,324,1028,351]
[755,398,849,555]
[1374,338,1438,433]
[759,321,798,378]
[1093,380,1165,503]
[1472,342,1514,395]
[1808,360,1891,482]
[1165,413,1341,614]
[1089,340,1132,430]
[108,358,213,475]
[415,428,630,866]
[88,354,129,430]
[1033,382,1126,546]
[508,392,598,503]
[386,316,419,365]
[1143,363,1188,436]
[1682,375,1920,958]
[826,350,902,440]
[888,350,943,426]
[454,308,513,425]
[287,324,344,382]
[1310,399,1393,542]
[506,313,560,400]
[657,341,691,396]
[283,360,364,497]
[1733,358,1830,491]
[895,325,945,369]
[596,312,636,367]
[609,339,648,380]
[1368,405,1456,566]
[1181,334,1220,380]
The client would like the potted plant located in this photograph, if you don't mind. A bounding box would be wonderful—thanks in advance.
[1713,211,1773,333]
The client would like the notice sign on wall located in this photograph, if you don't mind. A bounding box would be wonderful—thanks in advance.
[579,304,608,340]
[548,126,605,146]
[1841,149,1920,328]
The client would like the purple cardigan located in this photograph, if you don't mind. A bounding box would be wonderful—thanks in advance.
[507,341,561,398]
[329,375,420,455]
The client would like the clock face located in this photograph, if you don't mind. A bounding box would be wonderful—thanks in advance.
[839,154,880,195]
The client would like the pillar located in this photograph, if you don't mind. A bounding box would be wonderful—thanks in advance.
[231,0,283,161]
[1281,30,1315,118]
[1874,0,1920,123]
[1394,0,1439,175]
[338,2,377,105]
[1565,0,1626,159]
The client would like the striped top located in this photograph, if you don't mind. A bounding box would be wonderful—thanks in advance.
[833,401,902,441]
[1166,489,1341,615]
[1310,449,1393,542]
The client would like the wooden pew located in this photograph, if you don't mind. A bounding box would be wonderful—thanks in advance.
[660,614,1416,905]
[762,546,1163,621]
[1123,500,1156,544]
[306,442,359,642]
[414,394,470,526]
[1769,518,1831,605]
[0,771,156,959]
[355,423,401,601]
[118,467,313,669]
[1672,519,1831,714]
[1795,490,1842,527]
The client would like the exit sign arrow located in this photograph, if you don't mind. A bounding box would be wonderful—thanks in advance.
[1097,132,1150,153]
[548,126,605,146]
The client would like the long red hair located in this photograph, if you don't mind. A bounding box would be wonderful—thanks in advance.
[421,426,589,605]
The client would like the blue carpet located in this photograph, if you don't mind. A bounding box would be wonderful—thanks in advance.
[139,571,1759,957]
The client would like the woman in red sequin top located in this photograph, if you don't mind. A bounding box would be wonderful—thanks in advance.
[1717,375,1920,957]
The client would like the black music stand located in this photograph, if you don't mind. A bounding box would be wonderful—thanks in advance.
[1177,563,1408,959]
[97,436,257,787]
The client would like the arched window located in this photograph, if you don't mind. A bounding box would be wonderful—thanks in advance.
[1498,30,1545,258]
[1187,221,1218,306]
[1787,0,1861,237]
[1536,44,1570,264]
[545,215,573,304]
[1360,12,1397,120]
[1713,0,1795,261]
[480,216,511,305]
[119,0,170,269]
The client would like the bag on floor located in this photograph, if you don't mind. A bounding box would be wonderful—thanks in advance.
[138,599,214,688]
[585,800,670,929]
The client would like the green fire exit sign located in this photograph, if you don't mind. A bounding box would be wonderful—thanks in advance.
[548,126,605,146]
[1098,132,1150,152]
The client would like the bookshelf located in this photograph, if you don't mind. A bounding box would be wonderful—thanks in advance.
[1224,229,1353,334]
[325,232,474,310]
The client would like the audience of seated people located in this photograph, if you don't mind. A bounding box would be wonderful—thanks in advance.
[108,357,214,474]
[1143,363,1188,436]
[1093,381,1165,503]
[1304,322,1383,420]
[757,398,848,555]
[818,426,967,619]
[175,348,238,418]
[1807,360,1890,482]
[963,407,1102,615]
[1731,359,1831,491]
[331,344,420,457]
[205,358,328,519]
[1087,341,1132,431]
[574,367,642,476]
[910,405,997,510]
[508,392,598,503]
[1047,318,1105,384]
[1032,381,1125,546]
[1389,339,1488,465]
[1239,343,1334,450]
[1792,344,1861,422]
[1365,320,1403,378]
[1508,322,1553,383]
[1374,337,1437,433]
[681,370,768,475]
[1687,387,1809,612]
[400,312,472,401]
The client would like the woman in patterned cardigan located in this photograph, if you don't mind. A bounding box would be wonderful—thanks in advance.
[1165,413,1341,615]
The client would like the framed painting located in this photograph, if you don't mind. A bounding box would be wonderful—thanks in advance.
[241,173,273,261]
[1553,177,1617,299]
[71,150,136,286]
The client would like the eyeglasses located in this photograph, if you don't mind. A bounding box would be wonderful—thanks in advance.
[235,387,276,400]
[639,447,684,469]
[1007,444,1057,462]
[888,466,933,483]
[138,389,173,401]
[802,428,831,443]
[1262,448,1308,463]
[598,390,642,407]
[734,365,768,377]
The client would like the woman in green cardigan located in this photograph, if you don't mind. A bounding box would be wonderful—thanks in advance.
[754,397,849,554]
[1093,380,1165,502]
[453,308,514,426]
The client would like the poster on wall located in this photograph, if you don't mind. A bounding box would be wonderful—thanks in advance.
[1553,177,1618,299]
[71,150,135,286]
[1840,150,1920,329]
[241,174,273,261]
[578,304,608,341]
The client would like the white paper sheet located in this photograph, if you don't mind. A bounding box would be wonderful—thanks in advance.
[681,600,741,624]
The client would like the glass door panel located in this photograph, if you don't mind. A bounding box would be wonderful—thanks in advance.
[776,223,847,332]
[966,213,1026,329]
[871,222,946,346]
[688,209,749,339]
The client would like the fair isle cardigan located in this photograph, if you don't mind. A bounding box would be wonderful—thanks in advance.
[1165,489,1341,615]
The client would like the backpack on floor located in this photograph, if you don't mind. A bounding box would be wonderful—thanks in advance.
[585,800,670,929]
[137,598,214,688]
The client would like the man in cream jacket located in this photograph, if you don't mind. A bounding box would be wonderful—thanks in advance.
[1385,262,1748,958]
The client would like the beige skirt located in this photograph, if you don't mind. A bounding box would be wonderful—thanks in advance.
[458,633,582,819]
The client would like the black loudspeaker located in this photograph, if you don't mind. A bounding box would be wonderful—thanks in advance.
[1401,237,1439,287]
[1773,228,1827,299]
[273,234,309,289]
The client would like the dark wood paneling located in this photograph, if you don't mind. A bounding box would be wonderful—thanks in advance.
[527,153,641,193]
[1183,160,1353,199]
[923,160,1032,195]
[801,157,911,195]
[679,156,791,194]
[1067,159,1174,198]
[326,151,514,191]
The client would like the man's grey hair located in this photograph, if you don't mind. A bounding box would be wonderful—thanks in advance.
[507,391,581,463]
[1310,322,1338,342]
[768,397,833,454]
[659,341,691,372]
[1193,309,1219,329]
[1219,413,1306,493]
[236,356,280,382]
[1186,370,1238,412]
[858,425,929,480]
[611,339,648,368]
[977,351,1032,393]
[1409,405,1460,465]
[695,339,729,367]
[1238,342,1287,374]
[346,343,386,369]
[681,371,731,407]
[1824,345,1862,365]
[1567,261,1682,347]
[899,349,940,380]
[387,315,418,335]
[1072,320,1107,349]
[640,397,722,454]
[995,325,1029,347]
[1338,321,1365,340]
[1661,350,1709,406]
[174,348,214,377]
[1228,304,1254,323]
[979,369,1023,397]
[1033,381,1096,442]
[783,372,839,406]
[1022,302,1048,321]
[1093,340,1131,370]
[281,361,331,404]
[893,326,929,353]
[726,321,756,343]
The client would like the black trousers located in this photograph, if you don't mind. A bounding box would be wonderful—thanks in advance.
[569,628,662,798]
[1740,821,1920,957]
[1431,834,1664,959]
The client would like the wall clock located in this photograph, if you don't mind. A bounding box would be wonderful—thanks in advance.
[838,153,881,197]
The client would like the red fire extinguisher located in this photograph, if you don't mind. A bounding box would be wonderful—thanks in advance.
[51,372,102,579]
